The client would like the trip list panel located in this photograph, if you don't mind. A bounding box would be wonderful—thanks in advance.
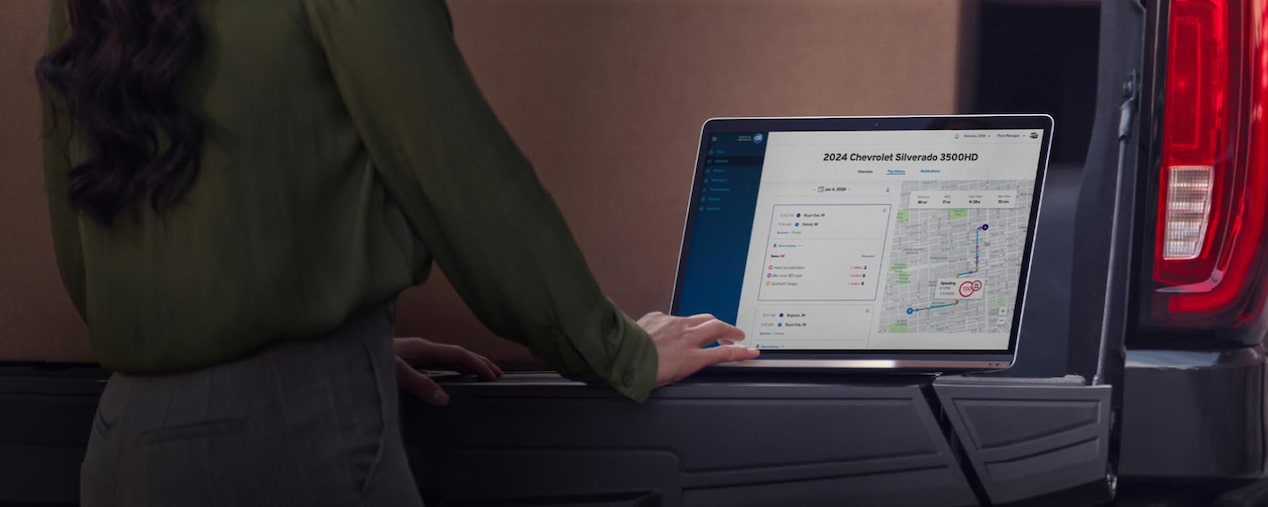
[754,305,873,343]
[758,204,891,301]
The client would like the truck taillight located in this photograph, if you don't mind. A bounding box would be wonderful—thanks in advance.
[1152,0,1268,329]
[1162,165,1214,260]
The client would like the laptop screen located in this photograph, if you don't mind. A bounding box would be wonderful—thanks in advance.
[671,116,1051,359]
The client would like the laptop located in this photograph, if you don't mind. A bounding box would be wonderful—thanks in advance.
[671,115,1054,372]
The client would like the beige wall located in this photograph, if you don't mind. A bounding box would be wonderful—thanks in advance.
[0,1,92,363]
[0,0,972,367]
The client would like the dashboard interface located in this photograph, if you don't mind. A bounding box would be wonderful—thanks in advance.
[673,122,1047,353]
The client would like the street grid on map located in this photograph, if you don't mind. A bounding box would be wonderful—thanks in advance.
[877,180,1034,335]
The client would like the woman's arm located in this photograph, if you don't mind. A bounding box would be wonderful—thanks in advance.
[303,0,662,400]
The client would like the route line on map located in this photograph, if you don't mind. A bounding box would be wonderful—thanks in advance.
[902,223,988,316]
[957,224,988,277]
[906,300,960,315]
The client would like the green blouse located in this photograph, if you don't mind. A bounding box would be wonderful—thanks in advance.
[42,0,657,401]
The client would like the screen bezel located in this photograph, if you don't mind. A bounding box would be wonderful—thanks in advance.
[669,114,1055,367]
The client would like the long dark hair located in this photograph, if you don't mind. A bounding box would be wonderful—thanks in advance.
[36,0,205,226]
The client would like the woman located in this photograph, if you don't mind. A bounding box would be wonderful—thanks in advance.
[36,0,758,505]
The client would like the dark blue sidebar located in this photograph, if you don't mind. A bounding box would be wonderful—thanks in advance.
[673,132,767,324]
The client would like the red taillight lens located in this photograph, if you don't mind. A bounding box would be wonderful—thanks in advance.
[1153,0,1268,329]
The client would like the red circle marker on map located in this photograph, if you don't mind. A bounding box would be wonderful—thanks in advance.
[959,281,975,297]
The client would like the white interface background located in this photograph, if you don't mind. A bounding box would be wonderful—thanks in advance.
[735,129,1043,351]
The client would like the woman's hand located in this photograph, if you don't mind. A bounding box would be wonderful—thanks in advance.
[637,312,759,388]
[394,337,502,407]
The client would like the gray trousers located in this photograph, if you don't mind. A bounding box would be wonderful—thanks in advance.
[80,306,425,507]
